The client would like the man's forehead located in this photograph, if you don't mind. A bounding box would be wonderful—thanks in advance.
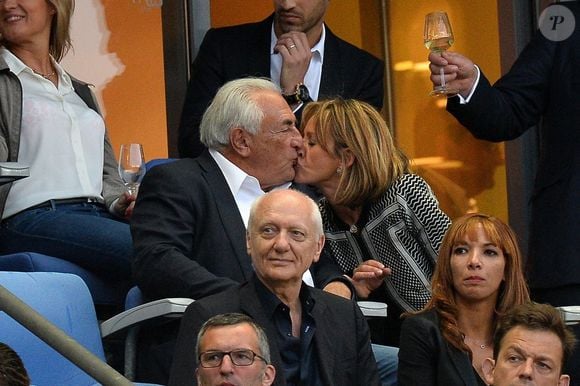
[201,323,258,346]
[500,326,564,362]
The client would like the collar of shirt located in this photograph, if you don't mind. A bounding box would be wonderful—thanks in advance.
[270,23,326,101]
[0,47,74,93]
[252,275,320,386]
[253,274,315,319]
[209,149,291,227]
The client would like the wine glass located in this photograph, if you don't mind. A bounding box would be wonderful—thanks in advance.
[424,11,457,96]
[118,143,145,195]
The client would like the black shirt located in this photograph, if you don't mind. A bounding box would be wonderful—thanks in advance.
[254,277,323,386]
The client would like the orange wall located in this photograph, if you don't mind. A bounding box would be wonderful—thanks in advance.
[100,1,168,160]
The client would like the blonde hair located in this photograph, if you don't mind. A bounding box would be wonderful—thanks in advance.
[46,0,75,61]
[300,98,410,207]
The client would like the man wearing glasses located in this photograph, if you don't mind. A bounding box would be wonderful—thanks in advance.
[196,313,275,386]
[169,190,380,386]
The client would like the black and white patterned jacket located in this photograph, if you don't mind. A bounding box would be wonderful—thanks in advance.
[319,173,451,311]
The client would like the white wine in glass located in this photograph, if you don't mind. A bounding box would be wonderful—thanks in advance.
[118,143,145,195]
[424,11,457,96]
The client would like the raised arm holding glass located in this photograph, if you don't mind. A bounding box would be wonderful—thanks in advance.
[0,0,134,281]
[427,2,580,378]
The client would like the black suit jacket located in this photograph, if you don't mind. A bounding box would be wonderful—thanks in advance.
[398,310,484,386]
[168,277,380,386]
[131,151,343,301]
[178,15,384,158]
[131,153,251,300]
[447,2,580,291]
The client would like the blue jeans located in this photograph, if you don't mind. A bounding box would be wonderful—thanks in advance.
[372,343,398,386]
[0,202,132,279]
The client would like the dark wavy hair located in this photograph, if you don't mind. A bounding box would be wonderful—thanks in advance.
[0,342,30,386]
[421,213,530,356]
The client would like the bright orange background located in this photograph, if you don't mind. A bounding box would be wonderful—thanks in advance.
[101,1,168,160]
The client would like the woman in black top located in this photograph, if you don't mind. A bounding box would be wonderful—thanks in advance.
[398,213,530,385]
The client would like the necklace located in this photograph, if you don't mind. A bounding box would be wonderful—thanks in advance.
[32,68,56,80]
[464,336,492,350]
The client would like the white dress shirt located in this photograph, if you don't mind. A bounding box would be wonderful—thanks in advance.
[1,48,105,219]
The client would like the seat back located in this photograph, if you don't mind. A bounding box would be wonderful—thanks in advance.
[145,158,178,172]
[0,272,105,386]
[0,252,128,306]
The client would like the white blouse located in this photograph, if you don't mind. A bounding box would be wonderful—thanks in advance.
[1,48,105,219]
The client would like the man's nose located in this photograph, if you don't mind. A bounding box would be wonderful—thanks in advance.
[517,358,534,380]
[278,0,297,10]
[290,134,303,150]
[218,354,235,374]
[274,232,291,251]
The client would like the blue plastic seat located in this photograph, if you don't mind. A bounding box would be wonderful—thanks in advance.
[0,271,160,386]
[0,252,128,307]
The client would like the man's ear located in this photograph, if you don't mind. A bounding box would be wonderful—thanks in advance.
[230,127,252,157]
[481,358,495,385]
[312,235,325,264]
[558,374,570,386]
[262,364,276,386]
[246,231,252,255]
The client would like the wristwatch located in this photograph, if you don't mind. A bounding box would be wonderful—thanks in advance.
[282,83,310,105]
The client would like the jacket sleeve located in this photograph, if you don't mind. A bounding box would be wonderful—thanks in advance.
[71,80,126,208]
[101,129,126,208]
[447,29,555,142]
[168,301,212,386]
[398,314,439,386]
[402,174,451,263]
[354,303,381,385]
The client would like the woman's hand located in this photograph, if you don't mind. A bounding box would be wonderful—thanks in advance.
[114,191,136,219]
[351,260,392,299]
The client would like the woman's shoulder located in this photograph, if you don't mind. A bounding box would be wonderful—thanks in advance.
[401,309,443,342]
[375,173,432,205]
[403,308,439,325]
[392,173,430,190]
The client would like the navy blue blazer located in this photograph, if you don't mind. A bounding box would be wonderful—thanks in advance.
[447,2,580,292]
[168,276,380,386]
[178,15,384,158]
[398,310,485,386]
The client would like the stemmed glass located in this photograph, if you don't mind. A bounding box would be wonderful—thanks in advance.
[424,11,457,96]
[118,143,145,195]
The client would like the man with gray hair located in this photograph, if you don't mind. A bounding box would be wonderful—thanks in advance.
[195,313,276,386]
[169,190,380,386]
[130,77,345,383]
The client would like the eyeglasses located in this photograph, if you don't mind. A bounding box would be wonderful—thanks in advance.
[198,349,268,368]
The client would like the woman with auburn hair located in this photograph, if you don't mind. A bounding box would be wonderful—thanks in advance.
[0,0,134,281]
[398,213,530,385]
[295,97,451,345]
